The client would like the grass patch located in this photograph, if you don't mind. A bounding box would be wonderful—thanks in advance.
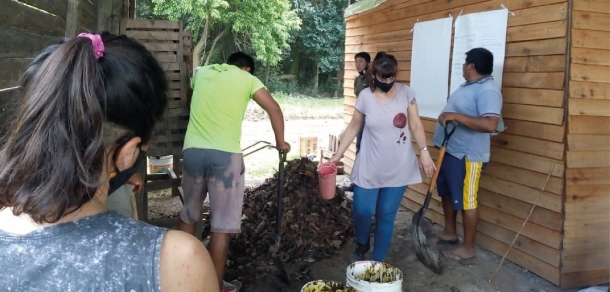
[244,93,343,121]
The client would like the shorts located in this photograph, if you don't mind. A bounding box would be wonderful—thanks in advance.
[180,148,245,233]
[436,153,487,211]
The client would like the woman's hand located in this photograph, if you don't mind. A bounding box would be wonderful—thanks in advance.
[419,151,436,178]
[328,154,342,166]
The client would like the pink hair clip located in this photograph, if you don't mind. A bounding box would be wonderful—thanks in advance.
[77,33,105,60]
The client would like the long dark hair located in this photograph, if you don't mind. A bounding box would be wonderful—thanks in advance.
[0,32,168,223]
[368,51,398,92]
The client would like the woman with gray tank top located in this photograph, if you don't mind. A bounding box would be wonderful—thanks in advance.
[330,51,436,263]
[0,32,218,292]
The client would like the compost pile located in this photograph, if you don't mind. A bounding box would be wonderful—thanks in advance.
[224,157,353,279]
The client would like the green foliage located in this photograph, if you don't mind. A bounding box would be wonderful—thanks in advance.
[151,0,300,66]
[292,0,347,73]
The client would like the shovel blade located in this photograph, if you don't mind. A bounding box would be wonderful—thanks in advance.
[272,255,291,284]
[412,209,443,275]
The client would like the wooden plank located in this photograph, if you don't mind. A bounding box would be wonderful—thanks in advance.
[0,27,58,58]
[502,104,564,125]
[483,162,564,195]
[479,176,562,213]
[565,201,610,220]
[566,184,609,204]
[561,269,610,289]
[503,118,565,142]
[65,0,80,38]
[572,29,610,50]
[571,48,610,67]
[502,72,565,90]
[490,147,564,177]
[345,0,568,37]
[123,31,181,41]
[505,38,567,57]
[567,150,610,168]
[563,253,610,273]
[80,0,97,19]
[122,19,181,30]
[491,133,564,160]
[566,167,610,186]
[506,20,567,42]
[407,189,561,267]
[501,87,564,107]
[0,0,66,36]
[0,58,31,88]
[345,40,411,54]
[20,0,68,19]
[563,235,610,256]
[570,63,610,84]
[572,0,610,13]
[402,196,562,284]
[78,5,96,32]
[568,134,610,151]
[569,98,610,116]
[346,0,487,29]
[570,81,610,100]
[572,11,610,32]
[568,115,610,134]
[405,189,562,249]
[503,55,566,73]
[141,42,180,53]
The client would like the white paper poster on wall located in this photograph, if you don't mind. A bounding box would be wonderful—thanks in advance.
[450,9,509,95]
[409,16,453,119]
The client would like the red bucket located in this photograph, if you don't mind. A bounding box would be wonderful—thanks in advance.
[318,162,337,200]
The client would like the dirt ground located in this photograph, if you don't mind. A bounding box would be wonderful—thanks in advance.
[147,118,580,292]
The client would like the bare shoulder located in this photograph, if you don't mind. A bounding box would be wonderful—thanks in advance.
[159,230,219,292]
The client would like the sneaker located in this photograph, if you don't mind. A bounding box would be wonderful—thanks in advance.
[221,280,242,292]
[349,240,370,263]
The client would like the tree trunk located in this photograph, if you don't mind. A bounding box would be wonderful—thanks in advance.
[204,27,230,66]
[313,60,319,94]
[193,7,212,68]
[290,45,300,76]
[265,64,270,84]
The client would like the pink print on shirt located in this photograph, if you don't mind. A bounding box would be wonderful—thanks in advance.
[393,113,408,145]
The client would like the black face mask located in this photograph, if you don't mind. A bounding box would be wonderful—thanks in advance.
[375,77,395,93]
[108,149,146,195]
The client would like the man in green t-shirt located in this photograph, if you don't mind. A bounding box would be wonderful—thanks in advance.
[178,52,290,292]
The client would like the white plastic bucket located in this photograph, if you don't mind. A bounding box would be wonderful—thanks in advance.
[148,155,173,174]
[346,261,403,292]
[301,280,355,292]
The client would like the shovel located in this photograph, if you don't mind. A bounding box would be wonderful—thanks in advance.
[270,148,291,284]
[412,121,457,275]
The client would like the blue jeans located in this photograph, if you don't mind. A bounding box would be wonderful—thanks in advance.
[353,185,408,261]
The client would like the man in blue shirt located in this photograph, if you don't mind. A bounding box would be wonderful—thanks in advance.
[432,47,503,261]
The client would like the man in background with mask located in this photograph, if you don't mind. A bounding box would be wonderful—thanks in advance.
[341,52,370,192]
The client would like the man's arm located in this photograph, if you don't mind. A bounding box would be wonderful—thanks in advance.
[438,113,499,133]
[438,89,502,133]
[252,88,290,150]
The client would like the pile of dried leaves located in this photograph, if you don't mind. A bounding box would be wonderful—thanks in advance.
[222,157,354,280]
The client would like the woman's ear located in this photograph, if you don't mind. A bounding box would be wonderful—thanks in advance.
[114,137,142,172]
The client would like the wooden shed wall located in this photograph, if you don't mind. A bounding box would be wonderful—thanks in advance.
[343,0,570,285]
[562,0,610,288]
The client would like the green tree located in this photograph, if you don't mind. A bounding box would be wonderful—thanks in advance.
[291,0,347,92]
[152,0,301,67]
